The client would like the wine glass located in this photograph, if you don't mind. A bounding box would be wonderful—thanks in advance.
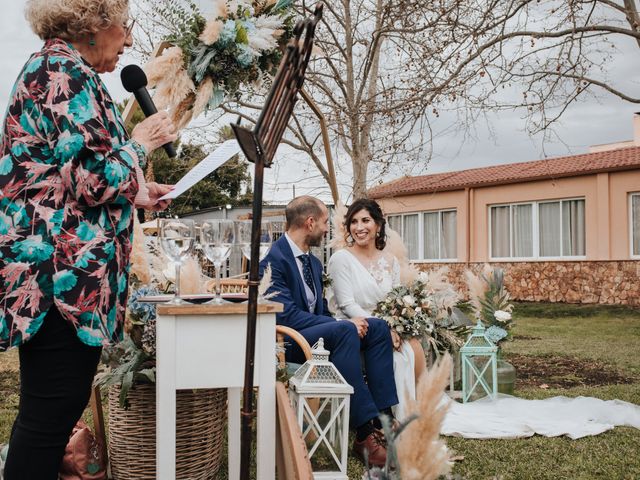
[236,220,272,262]
[200,220,235,304]
[159,218,195,304]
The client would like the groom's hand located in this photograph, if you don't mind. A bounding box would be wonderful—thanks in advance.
[349,317,369,338]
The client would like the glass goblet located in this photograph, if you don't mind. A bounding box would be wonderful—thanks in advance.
[200,219,235,304]
[236,220,272,262]
[159,218,195,304]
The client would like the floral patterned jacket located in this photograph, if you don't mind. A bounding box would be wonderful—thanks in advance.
[0,39,146,350]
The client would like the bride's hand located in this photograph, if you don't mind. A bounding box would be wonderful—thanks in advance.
[349,317,369,338]
[390,329,402,351]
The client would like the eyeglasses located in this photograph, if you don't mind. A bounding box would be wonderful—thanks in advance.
[123,19,135,37]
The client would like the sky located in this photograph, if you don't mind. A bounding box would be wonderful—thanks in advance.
[2,0,639,204]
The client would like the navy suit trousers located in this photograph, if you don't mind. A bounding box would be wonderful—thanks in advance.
[286,317,398,428]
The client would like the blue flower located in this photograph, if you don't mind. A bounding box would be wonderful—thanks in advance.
[242,19,256,36]
[485,325,508,344]
[54,132,84,162]
[219,20,237,46]
[11,235,54,263]
[53,269,78,295]
[237,44,254,68]
[128,286,159,322]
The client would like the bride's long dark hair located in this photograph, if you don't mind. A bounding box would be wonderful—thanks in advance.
[344,198,387,250]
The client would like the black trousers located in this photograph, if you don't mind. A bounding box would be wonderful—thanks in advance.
[4,306,102,480]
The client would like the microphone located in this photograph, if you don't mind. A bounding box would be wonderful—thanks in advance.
[121,64,177,158]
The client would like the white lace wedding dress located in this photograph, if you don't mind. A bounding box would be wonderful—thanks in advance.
[327,249,640,439]
[327,248,416,419]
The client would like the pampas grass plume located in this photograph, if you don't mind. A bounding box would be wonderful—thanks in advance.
[179,257,204,294]
[385,227,418,284]
[199,19,224,45]
[396,354,453,480]
[130,216,152,285]
[154,67,195,111]
[145,46,184,88]
[464,268,486,315]
[329,201,348,250]
[170,92,196,131]
[258,263,280,299]
[192,78,214,119]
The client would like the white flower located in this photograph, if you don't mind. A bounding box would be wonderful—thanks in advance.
[417,271,429,283]
[494,310,512,322]
[402,295,416,307]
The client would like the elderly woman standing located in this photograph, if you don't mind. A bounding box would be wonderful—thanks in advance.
[0,0,176,477]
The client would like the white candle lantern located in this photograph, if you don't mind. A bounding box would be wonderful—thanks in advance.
[288,338,353,480]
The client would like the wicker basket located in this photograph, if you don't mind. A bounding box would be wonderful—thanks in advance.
[108,385,226,479]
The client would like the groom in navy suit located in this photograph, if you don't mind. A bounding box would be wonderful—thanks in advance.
[259,196,398,467]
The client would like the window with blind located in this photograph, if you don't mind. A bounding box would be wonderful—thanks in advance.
[490,198,586,259]
[632,193,640,257]
[387,210,457,260]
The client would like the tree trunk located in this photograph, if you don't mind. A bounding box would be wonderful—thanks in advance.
[352,151,369,199]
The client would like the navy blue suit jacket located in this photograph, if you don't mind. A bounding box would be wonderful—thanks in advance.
[259,236,335,331]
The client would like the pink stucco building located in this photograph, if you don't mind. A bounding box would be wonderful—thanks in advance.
[370,117,640,306]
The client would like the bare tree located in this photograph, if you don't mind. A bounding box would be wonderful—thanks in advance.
[134,0,640,199]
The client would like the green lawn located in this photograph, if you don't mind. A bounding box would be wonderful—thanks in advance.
[444,303,640,480]
[2,303,639,479]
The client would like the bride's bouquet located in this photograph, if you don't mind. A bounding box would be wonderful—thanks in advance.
[373,269,468,356]
[373,279,435,340]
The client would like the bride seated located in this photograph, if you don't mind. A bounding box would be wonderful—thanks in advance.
[327,198,426,419]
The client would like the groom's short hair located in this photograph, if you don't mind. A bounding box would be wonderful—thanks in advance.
[285,196,325,229]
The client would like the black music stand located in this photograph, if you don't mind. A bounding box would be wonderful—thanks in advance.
[231,4,324,479]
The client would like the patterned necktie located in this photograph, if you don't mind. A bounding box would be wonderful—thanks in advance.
[299,254,315,292]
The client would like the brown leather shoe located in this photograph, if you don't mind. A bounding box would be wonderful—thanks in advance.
[353,430,387,467]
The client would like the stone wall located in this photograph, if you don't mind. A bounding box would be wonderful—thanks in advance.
[414,261,640,306]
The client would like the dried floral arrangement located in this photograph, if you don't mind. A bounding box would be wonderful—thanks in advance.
[362,354,453,480]
[464,264,515,347]
[145,0,296,129]
[372,269,468,356]
[95,219,205,407]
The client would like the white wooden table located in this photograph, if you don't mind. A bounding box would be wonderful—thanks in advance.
[155,301,283,480]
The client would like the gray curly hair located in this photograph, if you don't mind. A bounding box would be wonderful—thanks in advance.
[25,0,129,40]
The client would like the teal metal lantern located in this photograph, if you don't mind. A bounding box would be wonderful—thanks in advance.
[460,320,498,403]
